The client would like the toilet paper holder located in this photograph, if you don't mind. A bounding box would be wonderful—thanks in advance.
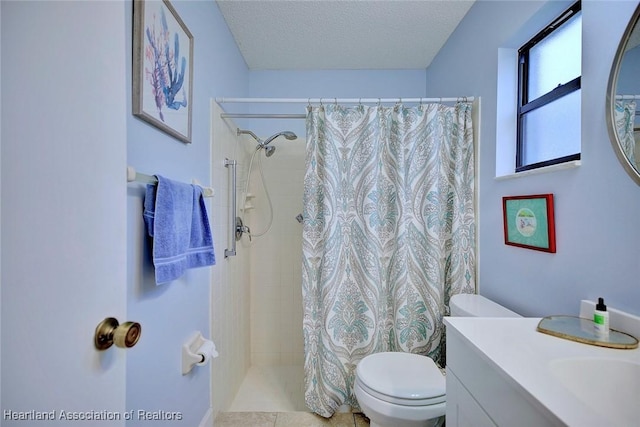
[182,332,218,375]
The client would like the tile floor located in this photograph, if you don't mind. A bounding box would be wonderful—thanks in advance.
[215,412,369,427]
[216,365,370,427]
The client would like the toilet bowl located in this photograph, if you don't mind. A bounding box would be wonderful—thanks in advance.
[354,352,446,427]
[354,294,520,427]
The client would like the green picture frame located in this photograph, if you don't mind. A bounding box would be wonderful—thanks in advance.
[502,194,556,253]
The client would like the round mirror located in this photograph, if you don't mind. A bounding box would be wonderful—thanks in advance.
[607,5,640,185]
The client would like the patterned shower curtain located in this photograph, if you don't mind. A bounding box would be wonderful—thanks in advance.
[301,102,476,417]
[614,100,637,168]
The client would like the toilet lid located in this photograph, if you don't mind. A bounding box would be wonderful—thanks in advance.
[355,352,445,406]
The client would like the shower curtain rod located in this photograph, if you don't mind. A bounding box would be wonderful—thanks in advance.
[220,113,307,119]
[216,96,474,104]
[615,95,640,115]
[217,97,474,119]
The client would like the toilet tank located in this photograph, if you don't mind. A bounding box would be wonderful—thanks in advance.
[450,294,521,317]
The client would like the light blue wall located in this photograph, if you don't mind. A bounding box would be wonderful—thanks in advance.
[617,45,640,94]
[425,0,640,317]
[125,0,248,425]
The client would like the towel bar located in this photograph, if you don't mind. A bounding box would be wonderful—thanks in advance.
[127,165,214,197]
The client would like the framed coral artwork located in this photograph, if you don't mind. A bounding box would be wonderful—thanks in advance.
[133,0,193,143]
[503,194,556,253]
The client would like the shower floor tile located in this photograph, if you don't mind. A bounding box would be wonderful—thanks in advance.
[228,365,307,412]
[223,365,370,426]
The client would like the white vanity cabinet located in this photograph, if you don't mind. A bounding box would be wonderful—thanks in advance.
[444,308,640,427]
[444,318,564,427]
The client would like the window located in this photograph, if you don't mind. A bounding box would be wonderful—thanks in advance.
[517,1,582,172]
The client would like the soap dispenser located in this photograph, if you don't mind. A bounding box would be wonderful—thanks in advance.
[594,297,610,337]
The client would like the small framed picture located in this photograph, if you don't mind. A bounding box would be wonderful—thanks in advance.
[502,194,556,253]
[133,0,193,143]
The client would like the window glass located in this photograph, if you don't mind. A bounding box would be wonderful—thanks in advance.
[522,90,581,165]
[528,13,582,100]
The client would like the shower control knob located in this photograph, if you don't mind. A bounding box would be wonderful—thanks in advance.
[234,216,252,241]
[234,216,247,241]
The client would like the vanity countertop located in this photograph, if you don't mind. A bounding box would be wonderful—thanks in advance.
[444,317,640,427]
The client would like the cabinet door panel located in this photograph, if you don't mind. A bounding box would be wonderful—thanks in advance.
[447,369,497,427]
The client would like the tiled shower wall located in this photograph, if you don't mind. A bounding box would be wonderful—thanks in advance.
[243,139,306,366]
[210,102,252,418]
[209,103,306,417]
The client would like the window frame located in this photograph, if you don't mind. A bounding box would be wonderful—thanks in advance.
[516,1,582,172]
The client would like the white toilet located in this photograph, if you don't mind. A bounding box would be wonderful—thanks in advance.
[354,294,520,427]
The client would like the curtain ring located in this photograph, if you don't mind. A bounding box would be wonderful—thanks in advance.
[358,98,362,106]
[308,98,311,108]
[319,98,324,106]
[334,98,338,105]
[377,98,381,107]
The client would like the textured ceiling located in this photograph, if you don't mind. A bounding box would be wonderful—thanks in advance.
[216,0,475,70]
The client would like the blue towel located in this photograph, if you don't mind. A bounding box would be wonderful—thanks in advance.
[143,175,215,284]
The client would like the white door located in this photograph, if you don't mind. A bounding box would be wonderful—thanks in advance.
[1,1,128,425]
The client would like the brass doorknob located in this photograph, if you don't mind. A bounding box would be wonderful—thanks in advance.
[94,317,142,350]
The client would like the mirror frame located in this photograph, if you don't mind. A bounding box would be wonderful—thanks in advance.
[606,4,640,186]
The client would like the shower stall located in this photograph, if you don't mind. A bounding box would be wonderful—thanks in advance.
[238,126,305,367]
[211,100,308,414]
[234,128,308,411]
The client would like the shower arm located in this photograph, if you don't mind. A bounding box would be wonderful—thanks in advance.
[237,128,263,145]
[237,128,297,149]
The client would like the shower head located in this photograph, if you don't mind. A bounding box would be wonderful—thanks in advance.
[236,128,298,157]
[262,130,298,147]
[264,146,276,157]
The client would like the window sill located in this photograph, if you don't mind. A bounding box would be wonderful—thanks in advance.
[495,160,581,181]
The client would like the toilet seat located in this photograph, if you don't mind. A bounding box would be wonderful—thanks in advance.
[355,352,445,406]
